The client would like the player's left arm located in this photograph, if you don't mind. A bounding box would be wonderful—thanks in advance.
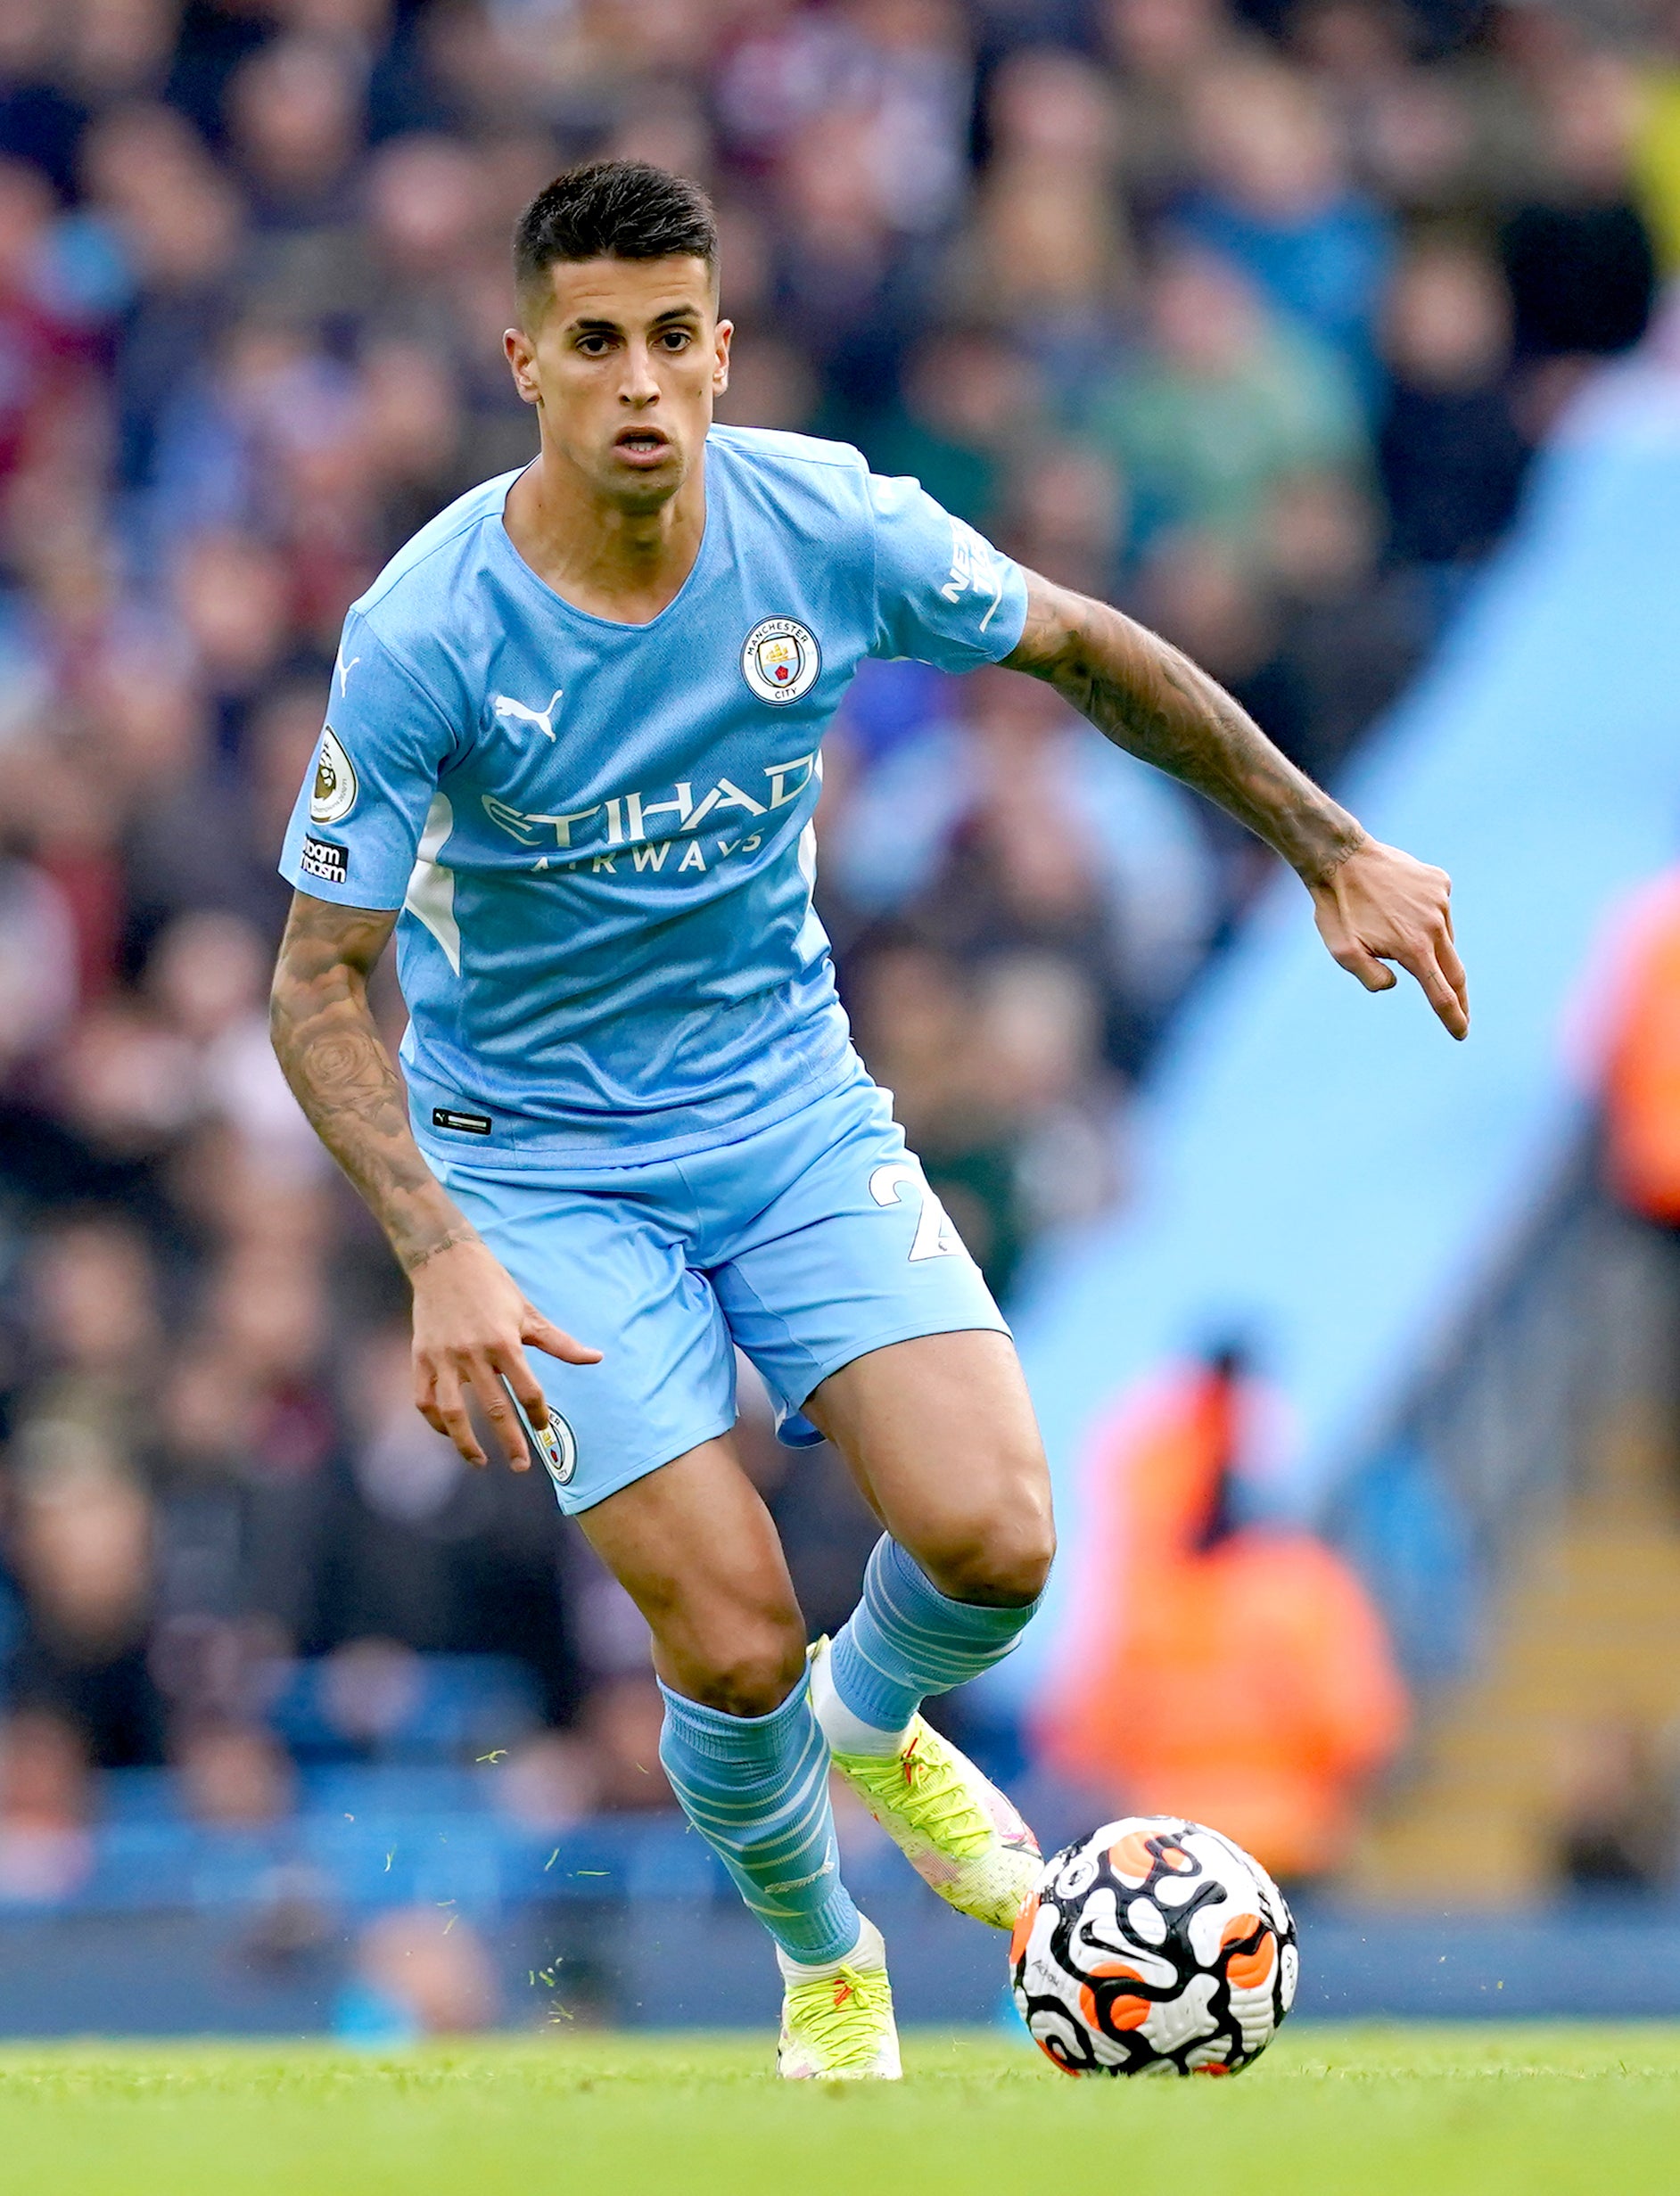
[1004,572,1469,1040]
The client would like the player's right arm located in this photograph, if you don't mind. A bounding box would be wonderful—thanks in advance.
[270,889,601,1468]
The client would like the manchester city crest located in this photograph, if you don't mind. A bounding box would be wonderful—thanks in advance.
[741,616,820,705]
[533,1406,579,1491]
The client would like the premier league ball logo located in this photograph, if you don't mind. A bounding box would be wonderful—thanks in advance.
[741,616,820,705]
[309,726,358,824]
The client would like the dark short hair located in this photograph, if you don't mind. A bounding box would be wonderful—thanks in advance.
[514,160,718,318]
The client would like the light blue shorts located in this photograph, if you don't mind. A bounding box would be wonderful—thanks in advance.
[428,1069,1009,1514]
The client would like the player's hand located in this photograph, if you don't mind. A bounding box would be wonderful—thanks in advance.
[409,1238,601,1469]
[1309,838,1469,1040]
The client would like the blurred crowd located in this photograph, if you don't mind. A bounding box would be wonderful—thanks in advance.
[0,0,1670,1826]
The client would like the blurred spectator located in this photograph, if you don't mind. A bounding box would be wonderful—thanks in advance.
[1179,56,1395,398]
[0,1711,93,1902]
[1101,0,1251,215]
[863,323,1042,530]
[0,157,95,491]
[996,437,1126,602]
[952,47,1131,399]
[1591,867,1680,1231]
[580,1675,672,1814]
[1289,0,1483,218]
[495,1728,602,1832]
[0,851,78,1086]
[13,1213,163,1434]
[1378,237,1528,574]
[1552,1721,1676,1896]
[0,0,89,203]
[844,942,1121,1297]
[1635,20,1680,274]
[1040,1345,1408,1882]
[174,1715,297,1829]
[1091,246,1366,555]
[833,663,1215,1034]
[1500,53,1656,432]
[1259,471,1429,783]
[342,1904,499,2038]
[4,1425,165,1766]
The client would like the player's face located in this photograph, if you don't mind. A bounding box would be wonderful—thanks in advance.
[505,256,731,511]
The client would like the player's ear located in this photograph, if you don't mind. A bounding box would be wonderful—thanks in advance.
[712,317,732,397]
[505,325,540,407]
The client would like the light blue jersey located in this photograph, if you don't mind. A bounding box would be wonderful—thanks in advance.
[280,425,1029,1167]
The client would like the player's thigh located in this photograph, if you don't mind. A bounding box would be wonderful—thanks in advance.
[710,1078,1052,1602]
[712,1076,1009,1442]
[577,1435,808,1716]
[803,1329,1055,1608]
[435,1164,736,1516]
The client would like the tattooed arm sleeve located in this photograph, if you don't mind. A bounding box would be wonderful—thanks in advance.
[269,891,480,1274]
[1003,570,1367,885]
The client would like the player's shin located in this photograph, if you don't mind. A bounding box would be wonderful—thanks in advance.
[658,1675,901,2077]
[655,1676,861,1964]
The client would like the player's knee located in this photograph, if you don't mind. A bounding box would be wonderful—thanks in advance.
[681,1617,809,1719]
[917,1512,1056,1609]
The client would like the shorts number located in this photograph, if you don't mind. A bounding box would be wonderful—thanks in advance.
[869,1162,965,1262]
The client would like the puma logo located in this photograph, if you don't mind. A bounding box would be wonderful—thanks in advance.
[491,689,564,741]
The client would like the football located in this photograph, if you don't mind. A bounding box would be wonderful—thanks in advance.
[1009,1815,1298,2077]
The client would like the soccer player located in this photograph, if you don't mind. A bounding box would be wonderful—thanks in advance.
[271,160,1468,2078]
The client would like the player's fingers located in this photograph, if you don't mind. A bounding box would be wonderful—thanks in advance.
[412,1358,450,1439]
[488,1338,550,1428]
[432,1364,486,1468]
[1334,940,1397,993]
[1437,927,1470,1017]
[523,1309,604,1366]
[464,1355,531,1470]
[1397,937,1470,1040]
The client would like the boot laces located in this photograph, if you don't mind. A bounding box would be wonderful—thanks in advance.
[847,1730,992,1859]
[785,1964,893,2072]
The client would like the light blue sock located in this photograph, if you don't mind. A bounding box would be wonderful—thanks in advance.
[657,1677,861,1965]
[828,1535,1042,1738]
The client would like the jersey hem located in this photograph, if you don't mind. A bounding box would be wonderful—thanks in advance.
[277,858,405,913]
[409,1046,864,1178]
[978,580,1030,665]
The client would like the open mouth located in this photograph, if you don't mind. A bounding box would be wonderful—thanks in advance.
[614,428,670,462]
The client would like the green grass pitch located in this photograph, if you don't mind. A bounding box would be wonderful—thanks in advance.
[4,2027,1678,2196]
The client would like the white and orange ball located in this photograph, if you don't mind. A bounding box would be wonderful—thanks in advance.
[1009,1816,1297,2077]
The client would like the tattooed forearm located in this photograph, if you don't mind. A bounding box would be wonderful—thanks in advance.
[1005,573,1366,885]
[269,892,480,1274]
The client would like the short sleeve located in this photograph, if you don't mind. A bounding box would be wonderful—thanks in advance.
[278,613,457,910]
[866,472,1028,670]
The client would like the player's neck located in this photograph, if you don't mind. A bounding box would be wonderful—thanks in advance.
[503,444,706,627]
